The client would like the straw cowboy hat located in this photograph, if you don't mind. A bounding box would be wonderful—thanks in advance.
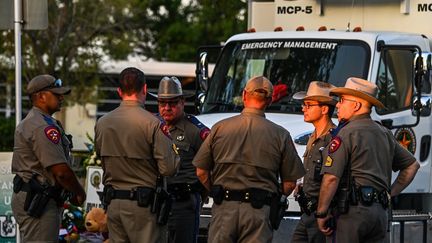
[293,81,337,106]
[148,76,194,99]
[330,77,385,108]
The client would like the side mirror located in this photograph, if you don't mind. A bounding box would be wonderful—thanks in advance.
[412,95,432,117]
[198,52,209,92]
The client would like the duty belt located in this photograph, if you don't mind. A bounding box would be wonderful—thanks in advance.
[111,189,139,200]
[211,186,274,208]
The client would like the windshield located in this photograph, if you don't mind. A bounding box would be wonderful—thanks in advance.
[201,39,370,114]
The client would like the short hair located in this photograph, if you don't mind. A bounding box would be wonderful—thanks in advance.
[118,67,146,95]
[326,104,336,118]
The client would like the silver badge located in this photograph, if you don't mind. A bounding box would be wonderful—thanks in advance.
[176,135,185,141]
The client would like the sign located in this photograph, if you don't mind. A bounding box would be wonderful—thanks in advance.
[84,166,104,213]
[0,152,17,242]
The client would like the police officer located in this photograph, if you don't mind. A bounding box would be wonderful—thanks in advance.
[150,76,210,243]
[12,74,86,242]
[95,67,180,243]
[193,76,305,243]
[316,77,420,242]
[291,81,337,243]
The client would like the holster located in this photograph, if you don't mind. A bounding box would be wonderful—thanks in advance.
[269,194,288,230]
[249,188,272,209]
[26,174,51,218]
[156,194,172,225]
[336,188,350,214]
[210,185,224,205]
[101,185,114,209]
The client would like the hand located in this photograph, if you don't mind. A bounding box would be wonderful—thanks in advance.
[293,183,303,198]
[317,214,334,236]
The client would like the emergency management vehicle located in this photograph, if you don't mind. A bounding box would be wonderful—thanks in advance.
[195,0,432,241]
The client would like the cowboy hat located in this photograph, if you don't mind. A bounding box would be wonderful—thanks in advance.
[148,76,194,99]
[330,77,385,108]
[293,81,337,106]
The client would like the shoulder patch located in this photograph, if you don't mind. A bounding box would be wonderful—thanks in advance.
[186,114,210,140]
[159,122,172,139]
[44,125,61,144]
[328,136,342,153]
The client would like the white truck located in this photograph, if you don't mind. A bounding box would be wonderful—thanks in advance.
[195,0,432,241]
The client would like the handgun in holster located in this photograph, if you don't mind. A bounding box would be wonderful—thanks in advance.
[101,185,114,210]
[26,174,51,218]
[296,186,310,215]
[269,194,288,230]
[151,175,171,225]
[210,185,224,205]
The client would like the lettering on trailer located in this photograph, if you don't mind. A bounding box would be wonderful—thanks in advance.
[418,3,432,12]
[241,41,338,50]
[277,5,313,15]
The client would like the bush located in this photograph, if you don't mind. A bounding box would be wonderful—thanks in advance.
[0,117,15,151]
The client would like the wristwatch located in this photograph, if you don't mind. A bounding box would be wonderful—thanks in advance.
[314,210,328,218]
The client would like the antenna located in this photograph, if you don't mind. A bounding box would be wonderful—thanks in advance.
[347,0,356,32]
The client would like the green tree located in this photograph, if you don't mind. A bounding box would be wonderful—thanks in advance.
[0,0,247,104]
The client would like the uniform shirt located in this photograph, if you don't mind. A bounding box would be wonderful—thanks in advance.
[322,114,416,192]
[193,107,305,193]
[166,114,209,185]
[302,121,335,198]
[12,107,72,185]
[95,100,179,190]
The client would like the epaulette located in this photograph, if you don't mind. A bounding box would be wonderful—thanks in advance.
[186,114,210,140]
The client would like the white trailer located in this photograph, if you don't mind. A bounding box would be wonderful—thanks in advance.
[196,0,432,242]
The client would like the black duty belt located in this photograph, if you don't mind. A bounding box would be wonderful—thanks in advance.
[167,183,202,194]
[223,189,273,206]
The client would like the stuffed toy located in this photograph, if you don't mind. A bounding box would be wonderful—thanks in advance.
[80,207,109,243]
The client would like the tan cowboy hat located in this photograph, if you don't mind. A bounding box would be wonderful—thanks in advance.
[148,76,194,99]
[293,81,337,106]
[330,77,385,108]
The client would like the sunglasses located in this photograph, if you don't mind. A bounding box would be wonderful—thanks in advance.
[158,99,181,107]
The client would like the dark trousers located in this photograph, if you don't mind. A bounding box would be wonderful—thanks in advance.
[167,192,201,243]
[292,213,326,243]
[330,203,387,243]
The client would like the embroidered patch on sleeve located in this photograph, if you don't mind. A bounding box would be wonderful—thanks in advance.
[200,128,210,140]
[328,136,342,153]
[325,156,333,167]
[159,122,171,139]
[44,125,60,144]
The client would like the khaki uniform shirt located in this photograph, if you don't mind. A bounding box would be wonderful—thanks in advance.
[95,100,179,190]
[193,107,305,193]
[302,121,335,198]
[167,114,209,185]
[12,107,72,185]
[322,114,416,191]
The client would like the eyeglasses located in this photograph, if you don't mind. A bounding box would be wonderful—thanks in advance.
[301,103,322,109]
[158,99,181,107]
[338,97,357,104]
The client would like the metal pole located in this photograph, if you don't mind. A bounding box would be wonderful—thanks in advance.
[14,0,22,125]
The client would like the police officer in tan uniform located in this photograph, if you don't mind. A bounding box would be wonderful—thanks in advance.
[193,76,305,243]
[12,74,86,242]
[316,77,420,242]
[95,68,180,243]
[291,81,337,243]
[150,77,210,243]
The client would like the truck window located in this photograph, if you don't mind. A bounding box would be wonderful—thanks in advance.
[376,49,415,114]
[202,39,370,114]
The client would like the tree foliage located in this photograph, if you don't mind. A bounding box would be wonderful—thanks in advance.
[0,0,247,104]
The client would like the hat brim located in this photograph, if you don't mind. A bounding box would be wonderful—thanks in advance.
[293,91,337,106]
[48,87,71,95]
[330,88,385,109]
[148,92,194,99]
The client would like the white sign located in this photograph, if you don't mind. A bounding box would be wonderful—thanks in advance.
[84,166,104,212]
